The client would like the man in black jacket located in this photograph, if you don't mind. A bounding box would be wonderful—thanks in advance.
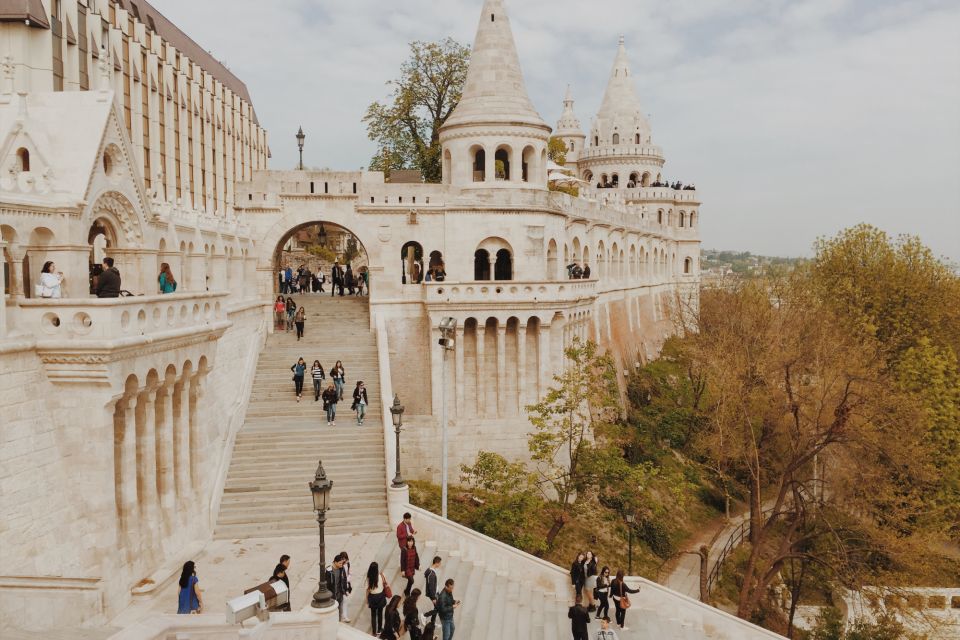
[96,257,121,298]
[325,553,346,618]
[424,555,442,622]
[568,596,590,640]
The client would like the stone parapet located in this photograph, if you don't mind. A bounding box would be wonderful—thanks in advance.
[423,278,597,309]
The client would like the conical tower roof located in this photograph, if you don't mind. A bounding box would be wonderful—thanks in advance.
[555,85,584,136]
[595,36,651,141]
[442,0,550,131]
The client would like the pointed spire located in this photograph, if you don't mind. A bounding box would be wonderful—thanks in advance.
[595,36,651,142]
[556,84,582,136]
[442,0,549,131]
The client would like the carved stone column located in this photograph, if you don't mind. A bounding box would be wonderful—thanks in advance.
[119,396,139,545]
[175,376,191,501]
[496,324,506,417]
[454,325,465,417]
[157,383,176,530]
[517,325,527,411]
[138,389,160,542]
[475,325,485,417]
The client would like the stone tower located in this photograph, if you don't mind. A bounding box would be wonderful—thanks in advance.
[440,0,552,188]
[554,85,586,168]
[581,37,665,189]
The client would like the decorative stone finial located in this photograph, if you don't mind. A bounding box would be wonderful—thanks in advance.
[1,56,14,96]
[98,46,111,98]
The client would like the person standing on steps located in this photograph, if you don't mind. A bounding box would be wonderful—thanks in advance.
[570,552,586,600]
[436,578,459,640]
[610,569,639,631]
[291,358,306,403]
[274,296,286,331]
[424,556,441,623]
[284,265,293,295]
[326,554,347,620]
[176,561,203,614]
[322,383,339,426]
[584,550,598,612]
[568,595,590,640]
[311,360,326,402]
[278,267,286,294]
[285,297,296,332]
[352,380,368,425]
[596,616,620,640]
[339,551,353,623]
[330,261,342,297]
[403,588,425,640]
[330,361,346,401]
[294,306,306,341]
[595,566,611,621]
[345,264,356,296]
[400,536,420,597]
[380,594,402,640]
[365,561,388,637]
[397,512,417,550]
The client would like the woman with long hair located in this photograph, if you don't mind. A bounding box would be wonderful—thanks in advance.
[311,360,326,402]
[274,296,286,330]
[352,380,368,425]
[584,550,598,611]
[177,561,203,614]
[294,306,306,341]
[570,551,586,599]
[595,565,611,621]
[400,536,420,597]
[158,262,177,294]
[365,561,388,636]
[322,382,339,426]
[610,568,639,630]
[339,551,352,623]
[285,297,296,332]
[330,360,346,400]
[403,588,425,640]
[291,357,306,403]
[38,261,64,298]
[380,594,402,640]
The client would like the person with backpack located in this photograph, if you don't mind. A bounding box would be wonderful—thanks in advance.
[290,358,307,402]
[424,555,441,622]
[595,566,612,621]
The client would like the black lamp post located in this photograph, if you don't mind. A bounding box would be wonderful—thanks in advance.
[317,223,327,247]
[626,513,635,575]
[390,394,406,487]
[309,460,334,608]
[296,126,306,170]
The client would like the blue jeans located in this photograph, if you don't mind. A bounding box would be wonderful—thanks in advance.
[356,403,366,423]
[334,379,344,399]
[326,403,337,423]
[441,618,455,640]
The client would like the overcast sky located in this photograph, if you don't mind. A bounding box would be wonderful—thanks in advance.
[154,0,960,261]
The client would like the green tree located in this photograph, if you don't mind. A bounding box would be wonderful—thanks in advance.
[363,38,470,183]
[547,137,568,165]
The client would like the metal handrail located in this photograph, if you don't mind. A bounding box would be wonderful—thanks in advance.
[706,506,774,595]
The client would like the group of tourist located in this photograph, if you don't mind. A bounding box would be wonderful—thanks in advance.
[569,550,638,636]
[278,262,368,297]
[565,261,592,280]
[35,257,182,300]
[594,177,696,191]
[288,358,366,425]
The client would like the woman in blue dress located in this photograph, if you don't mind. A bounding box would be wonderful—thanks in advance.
[177,561,203,614]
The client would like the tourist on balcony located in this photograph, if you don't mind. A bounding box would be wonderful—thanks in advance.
[285,297,296,332]
[352,381,368,425]
[400,536,421,597]
[570,552,587,598]
[403,588,426,640]
[294,306,306,340]
[290,357,306,402]
[95,257,121,298]
[568,595,590,640]
[610,569,639,630]
[584,551,598,612]
[365,561,389,636]
[311,361,326,402]
[583,264,591,279]
[595,566,611,620]
[38,261,64,298]
[330,360,346,400]
[322,383,339,426]
[274,296,286,330]
[158,263,177,294]
[566,262,579,279]
[176,561,203,614]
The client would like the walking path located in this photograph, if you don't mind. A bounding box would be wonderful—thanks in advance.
[663,507,753,598]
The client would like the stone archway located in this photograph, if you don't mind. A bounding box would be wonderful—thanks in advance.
[272,221,370,296]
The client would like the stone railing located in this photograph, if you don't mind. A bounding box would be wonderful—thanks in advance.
[580,143,664,160]
[106,607,340,640]
[423,279,598,306]
[16,291,231,343]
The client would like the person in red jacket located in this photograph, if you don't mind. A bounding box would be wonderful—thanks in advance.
[400,536,420,597]
[396,512,417,550]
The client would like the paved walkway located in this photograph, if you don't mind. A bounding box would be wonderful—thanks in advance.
[663,508,752,598]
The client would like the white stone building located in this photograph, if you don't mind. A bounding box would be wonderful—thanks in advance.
[0,0,716,637]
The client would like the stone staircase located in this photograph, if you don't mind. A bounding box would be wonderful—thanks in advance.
[214,295,389,539]
[347,535,731,640]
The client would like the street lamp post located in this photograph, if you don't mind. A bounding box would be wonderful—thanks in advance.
[296,126,305,170]
[438,317,457,519]
[309,460,334,609]
[626,513,635,575]
[390,395,406,487]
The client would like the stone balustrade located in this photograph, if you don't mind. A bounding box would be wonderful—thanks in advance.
[580,143,664,159]
[16,291,230,343]
[423,279,597,306]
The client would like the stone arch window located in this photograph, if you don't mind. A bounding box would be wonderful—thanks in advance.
[593,135,599,146]
[540,149,547,182]
[443,149,452,184]
[684,257,693,274]
[597,240,606,280]
[690,211,697,228]
[612,133,620,145]
[641,171,651,187]
[471,146,486,182]
[679,211,687,228]
[629,245,637,279]
[569,141,575,151]
[494,248,512,281]
[16,148,30,172]
[600,174,609,188]
[401,241,424,284]
[546,239,558,281]
[495,147,511,181]
[611,242,620,280]
[474,248,491,280]
[522,145,536,182]
[611,173,619,187]
[582,170,593,183]
[657,209,664,224]
[428,250,445,281]
[628,172,639,188]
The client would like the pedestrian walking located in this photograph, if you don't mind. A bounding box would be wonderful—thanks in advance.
[274,296,286,330]
[38,261,64,298]
[176,561,203,614]
[291,357,306,402]
[400,536,420,597]
[317,271,326,293]
[595,566,611,621]
[436,579,460,640]
[424,556,441,623]
[284,265,293,294]
[158,262,177,293]
[311,360,326,402]
[330,361,346,400]
[352,381,368,425]
[322,383,339,425]
[397,512,417,550]
[272,554,292,611]
[596,616,620,639]
[380,594,402,640]
[570,552,586,599]
[404,588,426,640]
[326,554,347,620]
[568,595,590,640]
[294,306,306,341]
[584,551,598,612]
[610,570,639,630]
[331,261,342,297]
[365,561,389,637]
[285,297,296,332]
[339,551,353,623]
[345,264,356,295]
[278,268,286,294]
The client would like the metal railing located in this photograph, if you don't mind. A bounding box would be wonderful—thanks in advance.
[706,506,774,595]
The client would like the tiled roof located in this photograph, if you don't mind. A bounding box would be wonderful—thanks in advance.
[0,0,50,28]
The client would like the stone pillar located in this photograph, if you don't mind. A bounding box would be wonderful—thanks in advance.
[455,325,465,417]
[6,245,25,299]
[496,324,506,417]
[475,325,485,417]
[188,252,205,292]
[157,383,176,530]
[517,325,527,411]
[189,373,203,495]
[138,389,160,543]
[538,324,551,400]
[119,397,139,542]
[109,249,145,296]
[175,376,191,501]
[485,147,495,184]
